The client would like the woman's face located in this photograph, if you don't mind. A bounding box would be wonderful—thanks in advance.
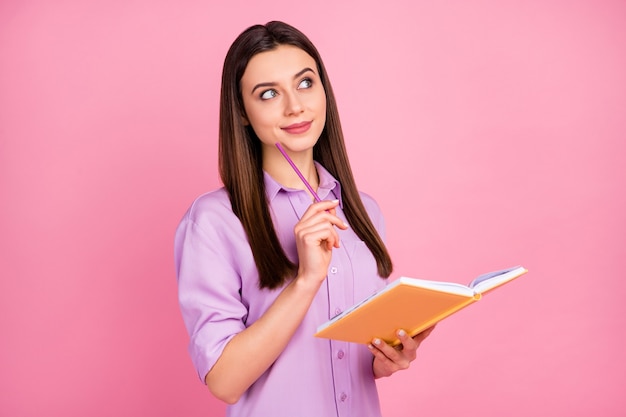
[239,44,327,154]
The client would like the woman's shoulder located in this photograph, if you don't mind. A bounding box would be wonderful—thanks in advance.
[358,190,382,215]
[188,187,230,207]
[356,190,387,233]
[180,187,237,228]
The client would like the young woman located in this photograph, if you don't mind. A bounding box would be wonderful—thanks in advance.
[174,21,433,417]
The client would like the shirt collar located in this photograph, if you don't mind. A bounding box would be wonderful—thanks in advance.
[264,161,343,208]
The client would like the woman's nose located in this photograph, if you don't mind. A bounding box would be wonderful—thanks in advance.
[284,92,304,116]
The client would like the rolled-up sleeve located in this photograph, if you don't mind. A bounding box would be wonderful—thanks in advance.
[174,191,250,382]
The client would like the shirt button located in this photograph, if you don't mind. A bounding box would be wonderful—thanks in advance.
[334,308,342,316]
[337,350,345,359]
[330,266,338,274]
[340,393,348,402]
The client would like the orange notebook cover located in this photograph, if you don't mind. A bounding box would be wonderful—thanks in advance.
[315,265,528,346]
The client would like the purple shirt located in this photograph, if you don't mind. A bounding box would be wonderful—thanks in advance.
[174,163,388,417]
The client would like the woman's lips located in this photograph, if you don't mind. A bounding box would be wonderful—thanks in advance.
[281,121,312,134]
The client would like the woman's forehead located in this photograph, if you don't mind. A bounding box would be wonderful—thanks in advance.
[241,45,317,86]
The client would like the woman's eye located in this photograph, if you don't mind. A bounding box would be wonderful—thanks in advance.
[260,89,277,100]
[298,78,313,89]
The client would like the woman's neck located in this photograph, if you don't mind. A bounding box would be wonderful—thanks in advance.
[263,146,318,196]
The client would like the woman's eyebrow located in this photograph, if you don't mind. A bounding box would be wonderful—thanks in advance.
[250,67,316,94]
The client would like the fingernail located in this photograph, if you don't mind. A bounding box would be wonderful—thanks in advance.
[398,330,406,337]
[373,338,381,346]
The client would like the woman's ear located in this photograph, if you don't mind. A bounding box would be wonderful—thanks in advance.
[240,111,250,126]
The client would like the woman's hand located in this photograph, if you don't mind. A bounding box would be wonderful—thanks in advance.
[369,326,436,378]
[293,199,348,286]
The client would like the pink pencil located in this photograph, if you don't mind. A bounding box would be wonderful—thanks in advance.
[275,143,322,202]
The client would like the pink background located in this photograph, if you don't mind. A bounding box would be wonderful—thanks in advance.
[1,1,625,416]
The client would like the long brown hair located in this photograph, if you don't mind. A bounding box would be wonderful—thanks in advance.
[219,21,392,289]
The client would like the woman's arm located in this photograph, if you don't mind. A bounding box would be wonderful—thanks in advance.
[205,275,321,403]
[205,199,347,403]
